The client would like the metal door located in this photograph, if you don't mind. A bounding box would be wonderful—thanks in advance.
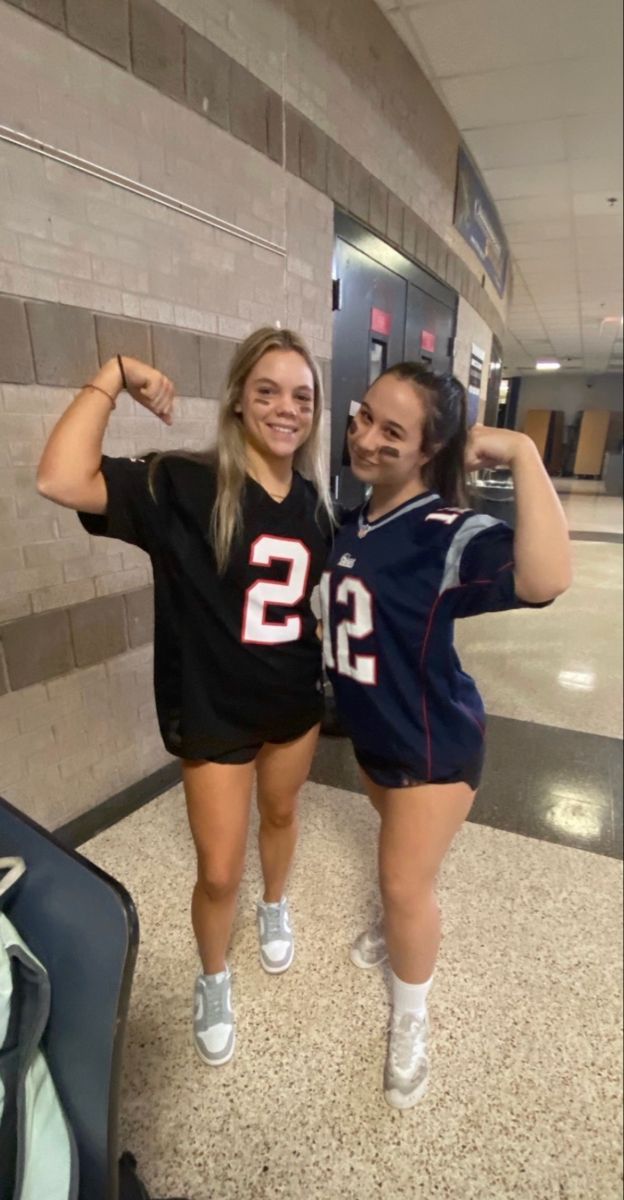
[404,283,455,374]
[331,238,407,507]
[331,214,457,507]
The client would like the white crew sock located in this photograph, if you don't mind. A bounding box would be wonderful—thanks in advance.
[203,967,228,984]
[391,970,433,1019]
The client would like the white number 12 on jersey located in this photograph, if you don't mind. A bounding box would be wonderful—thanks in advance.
[242,536,311,645]
[320,572,377,685]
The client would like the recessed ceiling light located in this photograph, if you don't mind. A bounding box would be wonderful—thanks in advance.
[535,360,561,370]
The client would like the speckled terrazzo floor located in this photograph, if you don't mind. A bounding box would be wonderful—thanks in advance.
[84,781,623,1200]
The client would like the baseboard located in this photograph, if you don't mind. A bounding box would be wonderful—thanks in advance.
[54,761,182,849]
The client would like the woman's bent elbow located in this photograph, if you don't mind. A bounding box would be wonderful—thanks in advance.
[517,571,572,604]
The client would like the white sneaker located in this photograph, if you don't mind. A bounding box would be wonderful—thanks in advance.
[257,897,295,973]
[384,1010,429,1109]
[350,922,388,969]
[193,967,235,1066]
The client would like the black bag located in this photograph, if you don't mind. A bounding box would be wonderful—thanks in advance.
[119,1152,190,1200]
[118,1153,151,1200]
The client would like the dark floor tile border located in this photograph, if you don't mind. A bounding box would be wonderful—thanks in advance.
[310,717,624,861]
[57,716,623,859]
[2,0,505,339]
[55,759,182,848]
[569,530,622,544]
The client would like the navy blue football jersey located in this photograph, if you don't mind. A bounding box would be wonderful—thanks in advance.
[79,455,330,758]
[322,490,546,783]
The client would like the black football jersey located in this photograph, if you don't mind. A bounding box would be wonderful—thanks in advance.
[79,455,330,758]
[322,491,549,782]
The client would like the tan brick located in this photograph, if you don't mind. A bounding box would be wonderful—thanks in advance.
[0,497,16,519]
[0,714,20,741]
[25,742,61,775]
[59,743,102,779]
[0,594,31,624]
[19,236,92,281]
[0,544,23,573]
[8,442,46,467]
[0,563,64,602]
[32,579,96,613]
[18,702,56,734]
[63,552,124,582]
[24,537,89,567]
[46,673,83,701]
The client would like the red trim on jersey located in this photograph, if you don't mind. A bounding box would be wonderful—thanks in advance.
[419,562,514,777]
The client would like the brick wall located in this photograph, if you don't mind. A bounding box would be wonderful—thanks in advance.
[156,0,507,322]
[0,0,506,830]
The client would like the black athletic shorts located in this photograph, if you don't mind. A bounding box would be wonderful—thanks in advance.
[354,748,484,791]
[182,712,321,766]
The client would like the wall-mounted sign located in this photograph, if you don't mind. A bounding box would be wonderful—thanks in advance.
[467,343,485,426]
[421,330,436,354]
[370,307,392,336]
[454,147,509,298]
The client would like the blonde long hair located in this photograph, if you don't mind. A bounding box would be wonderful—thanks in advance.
[151,326,334,573]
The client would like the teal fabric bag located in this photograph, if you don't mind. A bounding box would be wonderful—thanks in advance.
[0,857,78,1200]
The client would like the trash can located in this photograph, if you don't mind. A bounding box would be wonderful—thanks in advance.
[467,468,516,529]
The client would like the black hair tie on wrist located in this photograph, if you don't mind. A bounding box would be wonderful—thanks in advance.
[117,354,128,391]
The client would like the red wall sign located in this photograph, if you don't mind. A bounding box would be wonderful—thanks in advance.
[421,330,436,353]
[370,307,392,336]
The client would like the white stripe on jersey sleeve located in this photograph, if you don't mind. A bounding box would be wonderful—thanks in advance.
[439,513,502,594]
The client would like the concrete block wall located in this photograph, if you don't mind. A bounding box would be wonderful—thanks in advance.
[0,0,506,830]
[454,298,495,421]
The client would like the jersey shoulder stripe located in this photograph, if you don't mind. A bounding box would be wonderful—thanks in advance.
[440,513,503,594]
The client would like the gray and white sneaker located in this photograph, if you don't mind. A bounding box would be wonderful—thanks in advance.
[256,897,294,974]
[193,967,235,1066]
[350,922,388,969]
[384,1010,429,1110]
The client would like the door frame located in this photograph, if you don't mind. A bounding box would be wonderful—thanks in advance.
[335,211,457,318]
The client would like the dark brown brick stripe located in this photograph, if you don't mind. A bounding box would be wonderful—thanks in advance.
[0,584,154,694]
[0,294,332,402]
[2,0,506,337]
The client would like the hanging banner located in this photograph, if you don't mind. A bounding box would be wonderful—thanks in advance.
[454,147,509,298]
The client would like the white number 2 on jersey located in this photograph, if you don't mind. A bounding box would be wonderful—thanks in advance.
[242,536,311,645]
[320,572,376,685]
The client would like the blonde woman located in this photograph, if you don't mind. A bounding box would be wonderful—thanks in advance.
[37,328,333,1066]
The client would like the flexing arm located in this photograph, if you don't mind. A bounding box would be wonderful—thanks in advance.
[466,426,572,603]
[36,356,175,514]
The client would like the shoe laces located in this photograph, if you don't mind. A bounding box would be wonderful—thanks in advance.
[264,903,285,940]
[388,1013,426,1072]
[202,976,229,1024]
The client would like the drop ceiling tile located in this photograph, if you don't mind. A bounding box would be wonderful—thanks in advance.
[463,120,565,170]
[564,114,624,161]
[483,162,569,200]
[570,159,624,193]
[405,0,561,76]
